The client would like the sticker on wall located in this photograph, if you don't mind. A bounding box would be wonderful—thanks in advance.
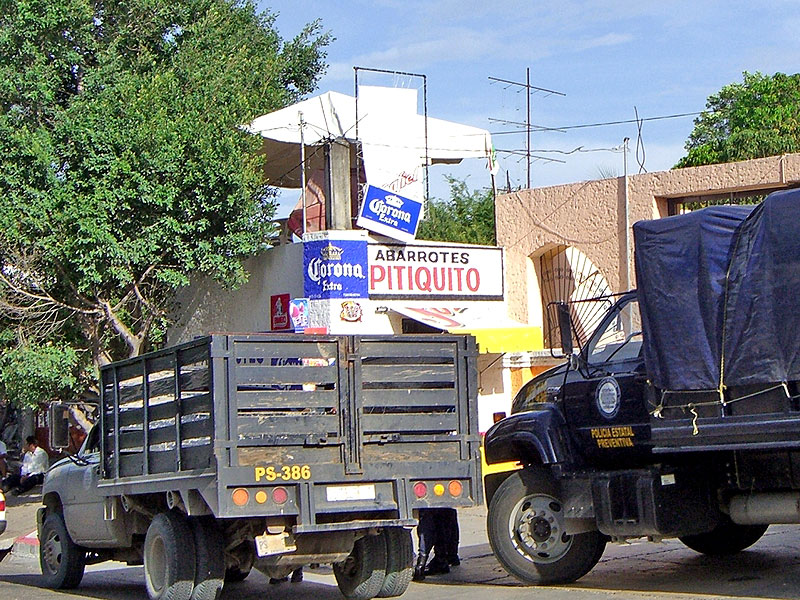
[340,301,363,322]
[289,298,310,331]
[270,293,291,331]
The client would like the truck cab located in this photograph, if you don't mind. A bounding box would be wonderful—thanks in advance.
[485,291,651,474]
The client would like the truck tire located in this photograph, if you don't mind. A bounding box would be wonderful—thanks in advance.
[40,512,87,589]
[378,527,413,597]
[487,467,606,585]
[334,533,387,600]
[679,518,768,555]
[190,517,225,600]
[144,511,196,600]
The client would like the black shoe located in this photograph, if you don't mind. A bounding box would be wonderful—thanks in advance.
[269,577,288,584]
[412,555,427,581]
[425,559,450,575]
[291,569,303,583]
[448,555,460,566]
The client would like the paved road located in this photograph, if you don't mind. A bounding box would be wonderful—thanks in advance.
[2,504,800,600]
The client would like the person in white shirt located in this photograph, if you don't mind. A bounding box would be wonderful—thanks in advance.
[1,436,48,495]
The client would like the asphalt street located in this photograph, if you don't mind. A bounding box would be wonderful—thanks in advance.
[3,499,800,600]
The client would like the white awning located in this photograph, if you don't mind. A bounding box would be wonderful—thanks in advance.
[245,90,493,189]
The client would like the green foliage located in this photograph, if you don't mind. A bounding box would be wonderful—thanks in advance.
[677,72,800,167]
[0,0,331,368]
[417,177,496,245]
[0,342,85,409]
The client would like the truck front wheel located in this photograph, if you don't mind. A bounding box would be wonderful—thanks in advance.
[334,533,387,600]
[679,518,768,555]
[144,511,196,600]
[40,512,86,589]
[487,467,606,585]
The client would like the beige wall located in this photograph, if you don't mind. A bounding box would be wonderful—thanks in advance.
[497,153,800,326]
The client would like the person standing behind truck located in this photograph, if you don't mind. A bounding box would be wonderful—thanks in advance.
[1,436,48,495]
[0,439,8,478]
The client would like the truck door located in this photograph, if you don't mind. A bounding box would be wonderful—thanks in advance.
[562,295,651,466]
[62,426,113,544]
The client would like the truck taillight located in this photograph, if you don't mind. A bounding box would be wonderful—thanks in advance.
[272,487,289,504]
[232,488,249,506]
[413,482,428,498]
[448,480,463,497]
[433,483,445,496]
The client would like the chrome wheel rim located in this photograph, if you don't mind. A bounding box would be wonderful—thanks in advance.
[507,493,572,564]
[42,529,63,574]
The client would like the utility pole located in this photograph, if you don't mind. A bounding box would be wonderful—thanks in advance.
[488,69,565,189]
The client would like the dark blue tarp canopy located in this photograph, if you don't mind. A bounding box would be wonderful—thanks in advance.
[633,204,753,391]
[723,189,800,386]
[634,188,800,391]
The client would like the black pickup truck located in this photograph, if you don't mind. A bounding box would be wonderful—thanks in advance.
[40,333,482,600]
[483,188,800,585]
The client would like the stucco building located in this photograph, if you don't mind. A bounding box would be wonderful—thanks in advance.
[497,153,800,353]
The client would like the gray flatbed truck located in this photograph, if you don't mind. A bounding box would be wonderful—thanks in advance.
[39,333,482,600]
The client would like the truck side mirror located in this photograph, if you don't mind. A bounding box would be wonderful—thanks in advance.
[48,403,72,450]
[556,302,574,356]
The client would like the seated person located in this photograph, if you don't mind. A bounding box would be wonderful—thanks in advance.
[1,436,48,495]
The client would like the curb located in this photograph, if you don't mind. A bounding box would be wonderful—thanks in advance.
[11,529,39,559]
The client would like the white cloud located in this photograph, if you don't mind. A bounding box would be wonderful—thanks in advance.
[572,33,634,52]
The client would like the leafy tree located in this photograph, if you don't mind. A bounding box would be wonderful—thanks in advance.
[0,342,86,409]
[677,71,800,167]
[417,177,496,245]
[0,0,331,379]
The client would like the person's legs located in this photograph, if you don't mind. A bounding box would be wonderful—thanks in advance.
[1,473,21,493]
[414,509,437,581]
[15,472,44,494]
[426,509,451,575]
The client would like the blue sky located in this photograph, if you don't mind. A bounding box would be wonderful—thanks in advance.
[259,0,800,217]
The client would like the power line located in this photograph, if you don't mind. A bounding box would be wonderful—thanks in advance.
[516,110,701,134]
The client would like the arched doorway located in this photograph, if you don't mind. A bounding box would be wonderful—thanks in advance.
[536,245,612,348]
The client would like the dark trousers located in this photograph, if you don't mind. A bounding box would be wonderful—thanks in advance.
[1,472,44,494]
[417,507,459,562]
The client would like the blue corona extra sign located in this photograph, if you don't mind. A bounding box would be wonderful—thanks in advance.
[356,185,422,243]
[303,239,368,299]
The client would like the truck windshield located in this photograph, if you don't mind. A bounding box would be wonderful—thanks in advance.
[587,298,642,364]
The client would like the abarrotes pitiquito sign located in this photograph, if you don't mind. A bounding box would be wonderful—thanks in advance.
[356,184,422,243]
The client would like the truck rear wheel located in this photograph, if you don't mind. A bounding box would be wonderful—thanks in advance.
[679,518,768,555]
[487,468,606,585]
[334,533,387,600]
[144,511,196,600]
[378,527,413,597]
[40,512,86,589]
[190,517,225,600]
